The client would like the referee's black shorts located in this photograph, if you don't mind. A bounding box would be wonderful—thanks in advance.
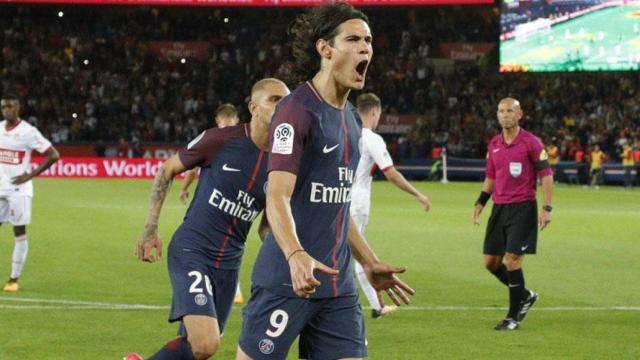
[484,200,537,256]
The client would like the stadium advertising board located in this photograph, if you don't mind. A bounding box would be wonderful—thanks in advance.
[55,144,181,158]
[29,157,188,179]
[500,0,640,72]
[2,0,493,6]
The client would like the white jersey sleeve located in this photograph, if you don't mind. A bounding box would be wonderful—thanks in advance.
[350,129,393,217]
[364,131,394,171]
[27,127,52,154]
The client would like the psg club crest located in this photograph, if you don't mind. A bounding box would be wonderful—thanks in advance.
[258,339,275,355]
[194,294,208,306]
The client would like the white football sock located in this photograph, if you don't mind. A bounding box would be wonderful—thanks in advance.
[11,235,28,279]
[355,260,382,311]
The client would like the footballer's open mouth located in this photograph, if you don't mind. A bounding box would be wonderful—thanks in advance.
[355,60,369,80]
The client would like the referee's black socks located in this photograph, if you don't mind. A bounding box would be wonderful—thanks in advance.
[507,269,525,320]
[490,264,509,286]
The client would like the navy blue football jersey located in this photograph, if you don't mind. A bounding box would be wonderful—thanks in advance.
[172,123,268,270]
[252,82,362,298]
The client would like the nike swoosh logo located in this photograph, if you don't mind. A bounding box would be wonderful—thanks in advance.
[222,164,241,172]
[323,144,339,153]
[508,284,521,288]
[521,245,529,251]
[493,149,500,153]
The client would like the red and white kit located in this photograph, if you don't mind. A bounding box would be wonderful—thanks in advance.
[0,120,52,225]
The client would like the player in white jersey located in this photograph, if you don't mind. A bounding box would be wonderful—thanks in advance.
[351,93,431,318]
[0,94,59,292]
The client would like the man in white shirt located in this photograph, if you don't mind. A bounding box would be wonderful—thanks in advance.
[0,94,59,292]
[351,93,431,318]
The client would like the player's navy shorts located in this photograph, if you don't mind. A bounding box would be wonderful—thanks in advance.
[167,242,238,334]
[484,200,538,256]
[238,286,367,360]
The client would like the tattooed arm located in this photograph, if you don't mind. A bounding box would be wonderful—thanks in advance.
[136,154,187,262]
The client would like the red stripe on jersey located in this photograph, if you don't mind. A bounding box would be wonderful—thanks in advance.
[4,119,22,132]
[340,112,350,165]
[332,206,344,297]
[214,150,266,268]
[306,82,323,102]
[0,148,26,165]
[381,165,393,172]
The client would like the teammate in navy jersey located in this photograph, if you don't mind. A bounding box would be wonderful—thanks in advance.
[237,4,414,360]
[127,78,290,360]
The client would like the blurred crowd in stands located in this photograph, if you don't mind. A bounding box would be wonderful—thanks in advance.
[1,5,638,165]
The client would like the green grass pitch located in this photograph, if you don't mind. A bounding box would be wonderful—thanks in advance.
[501,5,640,71]
[0,179,639,359]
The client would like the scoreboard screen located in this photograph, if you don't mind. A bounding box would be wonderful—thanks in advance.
[500,0,640,72]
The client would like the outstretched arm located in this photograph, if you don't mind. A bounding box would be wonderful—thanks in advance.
[267,171,338,298]
[136,154,187,262]
[12,146,60,185]
[347,217,415,306]
[383,167,430,211]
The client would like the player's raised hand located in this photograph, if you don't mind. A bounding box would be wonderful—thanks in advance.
[287,250,338,299]
[136,226,163,263]
[179,189,190,205]
[472,204,484,225]
[364,261,415,306]
[11,172,32,185]
[418,194,431,212]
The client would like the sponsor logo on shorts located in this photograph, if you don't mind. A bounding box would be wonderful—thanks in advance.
[259,339,275,355]
[194,294,208,306]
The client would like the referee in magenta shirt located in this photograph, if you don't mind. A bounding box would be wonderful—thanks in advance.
[472,98,554,331]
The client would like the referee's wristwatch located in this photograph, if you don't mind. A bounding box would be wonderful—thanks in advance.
[542,205,553,213]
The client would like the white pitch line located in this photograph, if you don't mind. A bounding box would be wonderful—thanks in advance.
[398,306,640,311]
[0,305,168,310]
[0,296,167,310]
[1,297,639,311]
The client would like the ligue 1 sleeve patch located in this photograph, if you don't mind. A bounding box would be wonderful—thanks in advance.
[539,149,549,161]
[187,131,205,150]
[272,123,294,155]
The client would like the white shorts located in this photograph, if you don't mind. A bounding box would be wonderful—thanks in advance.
[0,196,32,226]
[351,214,369,236]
